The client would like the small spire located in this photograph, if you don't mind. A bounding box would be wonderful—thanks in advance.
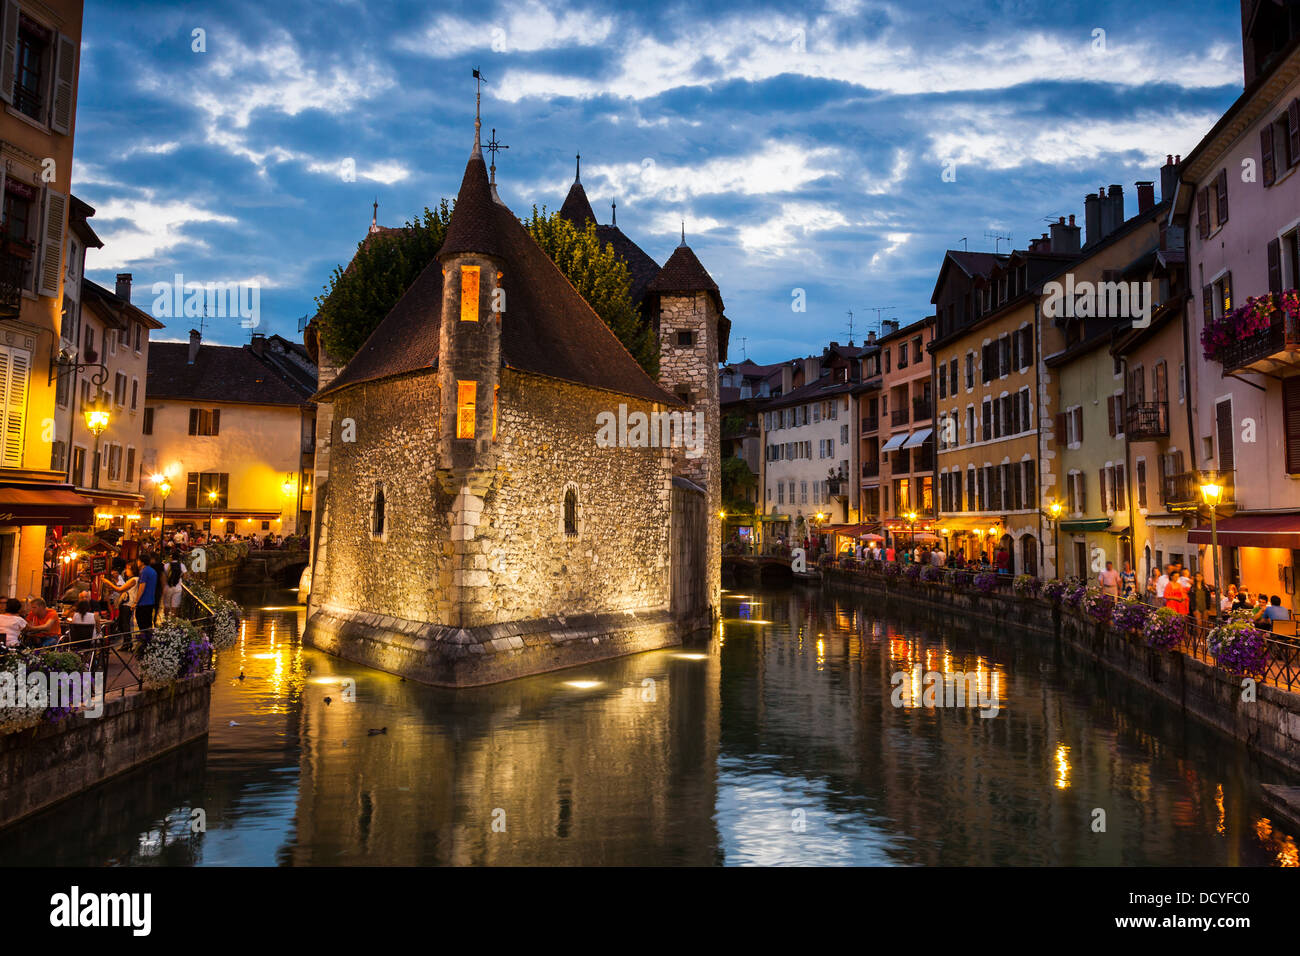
[369,198,379,234]
[486,127,508,186]
[611,199,616,226]
[680,220,686,247]
[575,152,581,183]
[471,68,485,157]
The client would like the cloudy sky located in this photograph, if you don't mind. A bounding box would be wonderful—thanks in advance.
[75,0,1243,363]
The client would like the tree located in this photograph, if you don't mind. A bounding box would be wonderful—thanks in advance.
[525,207,659,377]
[314,202,452,361]
[721,454,757,513]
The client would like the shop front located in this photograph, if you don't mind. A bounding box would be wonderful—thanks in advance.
[1188,511,1300,613]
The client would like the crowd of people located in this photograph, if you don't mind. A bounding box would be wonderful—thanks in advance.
[849,540,1013,573]
[1100,559,1295,632]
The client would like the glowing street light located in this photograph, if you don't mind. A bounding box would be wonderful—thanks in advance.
[1200,478,1224,624]
[207,488,219,540]
[152,472,172,535]
[1045,500,1063,579]
[84,397,110,490]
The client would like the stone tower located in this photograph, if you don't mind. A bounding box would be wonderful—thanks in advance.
[647,240,729,614]
[435,143,507,628]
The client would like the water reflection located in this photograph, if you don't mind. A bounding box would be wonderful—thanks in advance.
[0,586,1295,866]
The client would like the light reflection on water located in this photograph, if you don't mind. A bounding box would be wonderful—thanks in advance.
[1,585,1297,866]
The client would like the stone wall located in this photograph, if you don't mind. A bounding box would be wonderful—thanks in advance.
[0,672,215,829]
[824,569,1300,774]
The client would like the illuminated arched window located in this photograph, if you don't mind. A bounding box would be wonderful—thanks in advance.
[372,483,385,537]
[563,488,578,537]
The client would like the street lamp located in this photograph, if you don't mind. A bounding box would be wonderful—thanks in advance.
[1047,500,1063,579]
[987,525,999,566]
[152,473,171,538]
[1200,478,1223,624]
[906,510,918,550]
[207,488,219,540]
[84,397,110,490]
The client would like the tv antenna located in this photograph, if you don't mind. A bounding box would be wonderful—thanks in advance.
[740,336,748,360]
[845,310,856,345]
[958,237,968,251]
[984,230,1012,253]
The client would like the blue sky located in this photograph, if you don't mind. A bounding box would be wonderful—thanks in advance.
[75,0,1244,364]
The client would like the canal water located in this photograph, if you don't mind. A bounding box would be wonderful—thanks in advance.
[1,585,1296,866]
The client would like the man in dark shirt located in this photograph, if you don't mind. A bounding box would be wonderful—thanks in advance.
[135,557,159,638]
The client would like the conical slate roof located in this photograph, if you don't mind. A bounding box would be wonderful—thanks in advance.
[558,180,597,226]
[647,244,721,301]
[316,153,680,407]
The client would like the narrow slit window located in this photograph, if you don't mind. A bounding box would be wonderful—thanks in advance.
[457,380,477,439]
[460,265,480,322]
[372,484,385,537]
[564,488,578,536]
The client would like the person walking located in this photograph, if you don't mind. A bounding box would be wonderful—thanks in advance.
[1163,572,1189,616]
[1189,572,1214,629]
[134,556,160,641]
[1098,561,1121,599]
[1120,561,1136,598]
[1155,565,1172,607]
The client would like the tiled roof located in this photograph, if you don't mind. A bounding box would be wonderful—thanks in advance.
[559,181,597,226]
[595,224,660,306]
[647,244,721,302]
[148,341,314,406]
[317,152,681,407]
[81,279,164,330]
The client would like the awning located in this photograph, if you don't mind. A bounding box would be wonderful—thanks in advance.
[937,517,1003,533]
[880,432,909,452]
[901,427,933,449]
[1144,514,1187,527]
[1060,518,1113,532]
[0,487,95,526]
[1187,512,1300,548]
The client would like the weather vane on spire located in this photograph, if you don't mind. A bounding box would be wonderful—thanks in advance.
[471,68,485,151]
[680,220,686,246]
[611,199,616,225]
[486,128,508,185]
[575,153,581,183]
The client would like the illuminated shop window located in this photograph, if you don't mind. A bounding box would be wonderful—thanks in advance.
[460,265,480,322]
[457,380,477,439]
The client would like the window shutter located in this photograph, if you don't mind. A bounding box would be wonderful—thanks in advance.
[1290,99,1300,167]
[0,1,17,105]
[1203,284,1213,323]
[1074,406,1083,443]
[1285,377,1300,475]
[1197,187,1209,239]
[189,408,198,435]
[1099,468,1108,511]
[1216,168,1229,225]
[51,32,76,135]
[1156,454,1167,504]
[1136,460,1147,509]
[1215,399,1234,475]
[1268,237,1283,294]
[1107,396,1116,436]
[212,408,221,435]
[1055,411,1066,441]
[1114,464,1126,510]
[39,189,67,298]
[186,473,198,509]
[1013,463,1023,510]
[1262,124,1276,186]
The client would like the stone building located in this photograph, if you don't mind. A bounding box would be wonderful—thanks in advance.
[304,127,725,686]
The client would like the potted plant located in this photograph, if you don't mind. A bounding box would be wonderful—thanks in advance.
[1142,606,1187,650]
[1013,574,1041,598]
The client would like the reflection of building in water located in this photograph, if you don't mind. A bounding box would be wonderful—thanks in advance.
[287,642,721,865]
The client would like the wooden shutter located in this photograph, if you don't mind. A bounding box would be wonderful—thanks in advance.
[1099,468,1108,511]
[1114,464,1126,510]
[1262,124,1276,186]
[0,346,24,468]
[212,408,221,435]
[1010,333,1020,373]
[1156,454,1167,504]
[1073,406,1084,443]
[1197,188,1210,239]
[1107,396,1116,436]
[189,408,198,435]
[1215,399,1234,476]
[1154,362,1167,403]
[1203,284,1213,324]
[1216,168,1229,225]
[1269,238,1283,294]
[1136,460,1147,508]
[51,32,76,135]
[1013,463,1023,510]
[38,189,67,298]
[186,473,199,509]
[1055,411,1066,442]
[0,1,17,105]
[1285,377,1300,475]
[1291,99,1300,167]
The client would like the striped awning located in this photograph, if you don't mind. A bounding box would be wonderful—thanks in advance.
[880,432,909,452]
[1188,512,1300,548]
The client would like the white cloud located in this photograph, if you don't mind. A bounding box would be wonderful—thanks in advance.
[737,201,850,256]
[84,195,237,269]
[493,15,1239,102]
[869,231,912,269]
[399,0,615,57]
[306,158,411,184]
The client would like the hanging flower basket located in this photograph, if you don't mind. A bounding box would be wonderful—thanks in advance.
[1042,579,1067,603]
[1206,615,1270,677]
[1201,289,1300,362]
[1142,606,1187,650]
[1110,596,1152,634]
[1013,574,1042,598]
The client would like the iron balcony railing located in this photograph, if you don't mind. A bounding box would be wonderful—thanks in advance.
[1216,314,1300,375]
[862,460,880,478]
[1162,469,1234,511]
[891,407,909,427]
[861,416,879,434]
[912,396,932,421]
[1125,401,1169,439]
[0,237,32,317]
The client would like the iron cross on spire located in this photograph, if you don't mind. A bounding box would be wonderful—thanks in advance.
[486,128,508,184]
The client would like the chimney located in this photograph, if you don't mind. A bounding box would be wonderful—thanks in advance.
[115,273,132,303]
[882,318,900,336]
[1100,184,1124,237]
[1160,154,1179,204]
[803,356,822,381]
[1050,214,1081,254]
[781,363,794,395]
[866,330,876,344]
[1084,191,1101,247]
[1136,181,1155,214]
[250,331,266,356]
[188,329,201,366]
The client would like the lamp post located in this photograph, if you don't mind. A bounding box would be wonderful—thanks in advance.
[906,510,917,551]
[940,527,950,554]
[152,473,171,539]
[988,525,999,566]
[1200,478,1223,625]
[207,489,218,540]
[1047,500,1063,579]
[84,397,110,491]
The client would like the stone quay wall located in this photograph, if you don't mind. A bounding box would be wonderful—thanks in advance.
[0,672,215,830]
[824,569,1300,774]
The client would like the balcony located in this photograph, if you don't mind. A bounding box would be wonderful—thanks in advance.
[862,460,880,478]
[1212,304,1300,376]
[890,450,910,473]
[0,237,32,318]
[861,416,878,434]
[1163,470,1235,512]
[912,396,932,421]
[913,449,934,473]
[1125,401,1168,440]
[891,407,909,427]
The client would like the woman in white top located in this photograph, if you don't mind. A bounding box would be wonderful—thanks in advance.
[0,597,27,648]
